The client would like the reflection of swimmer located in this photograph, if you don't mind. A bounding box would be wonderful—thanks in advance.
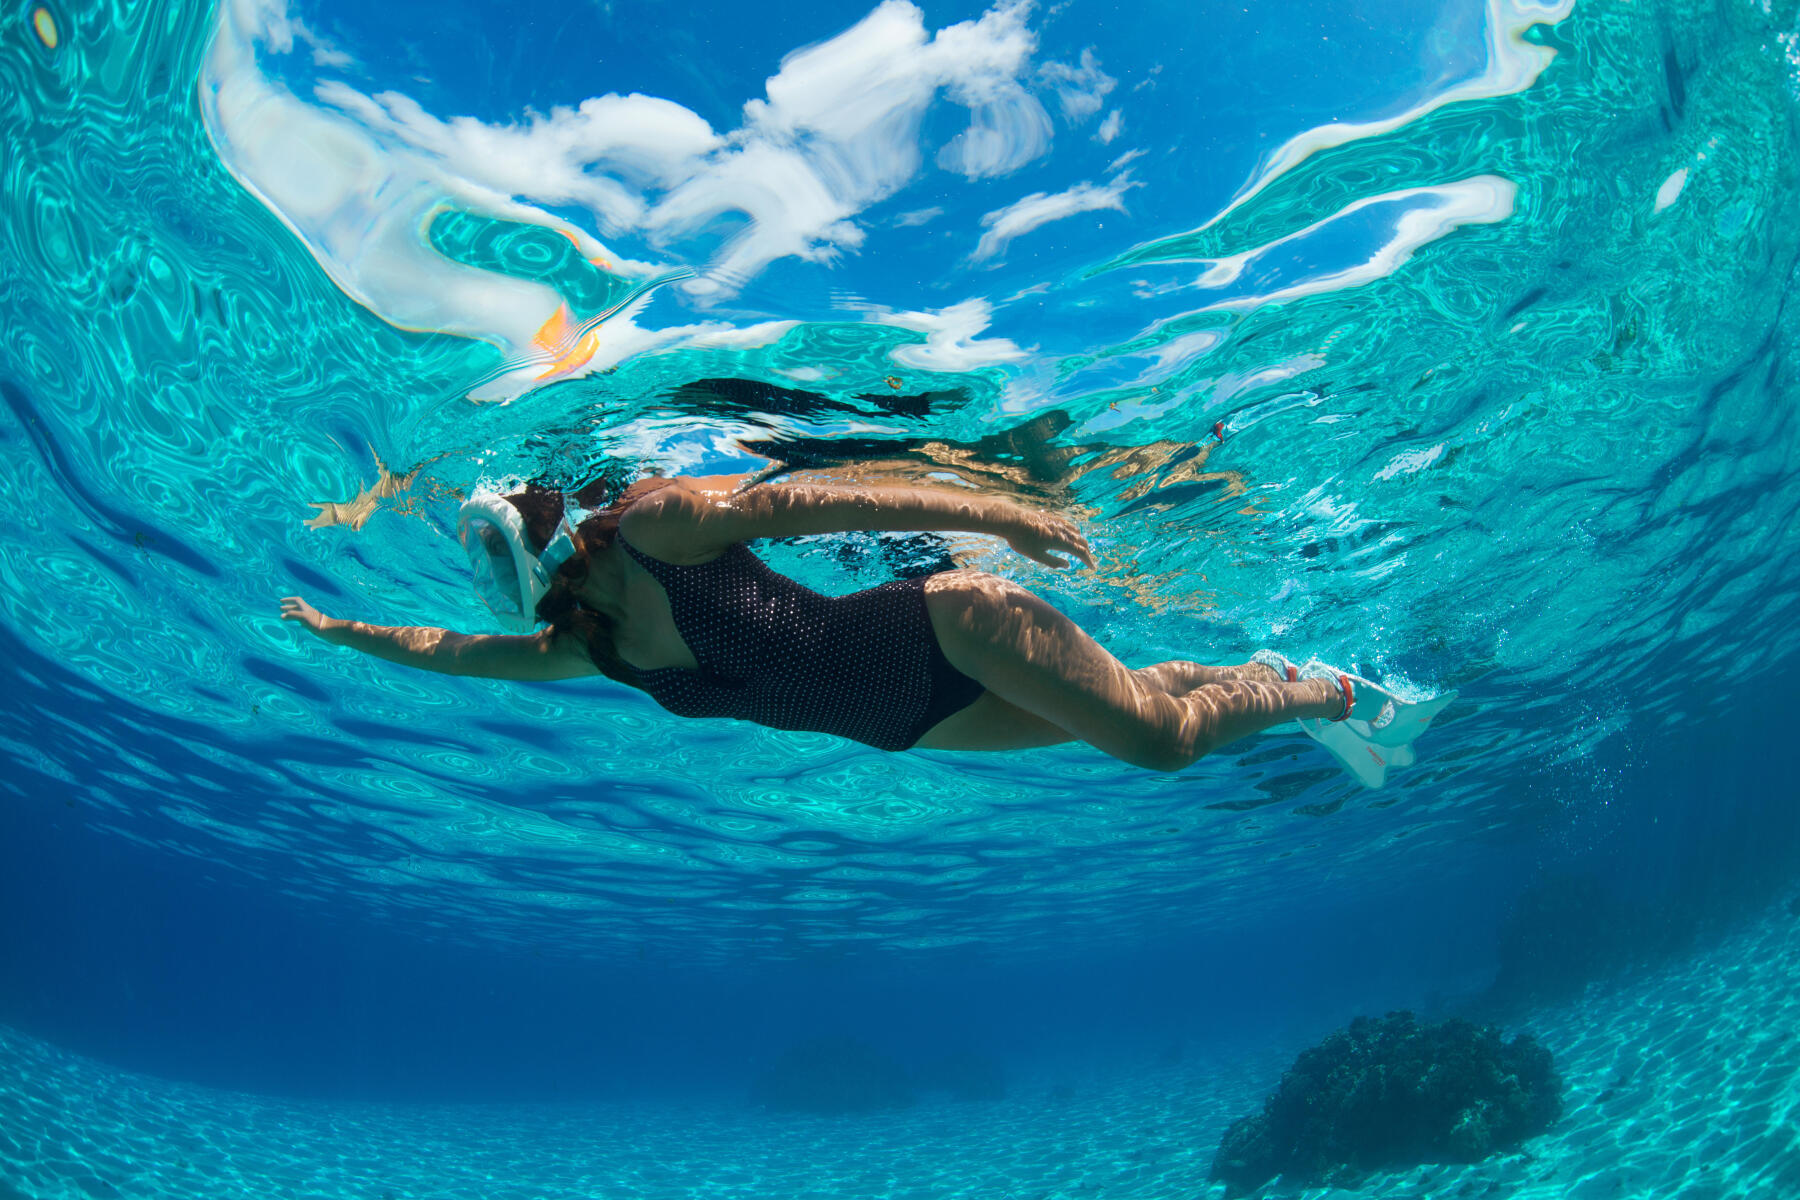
[281,476,1364,768]
[306,377,1248,555]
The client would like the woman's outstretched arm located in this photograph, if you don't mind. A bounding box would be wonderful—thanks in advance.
[622,480,1095,569]
[278,597,599,681]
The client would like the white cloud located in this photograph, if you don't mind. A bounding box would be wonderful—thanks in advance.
[326,0,1055,264]
[201,0,1062,398]
[926,1,1053,176]
[229,0,351,68]
[1094,108,1123,144]
[201,2,583,359]
[298,22,353,68]
[970,174,1137,262]
[653,0,1052,281]
[893,206,944,227]
[934,93,1054,179]
[870,299,1026,371]
[222,0,298,55]
[1038,47,1115,123]
[1105,147,1144,173]
[315,82,721,230]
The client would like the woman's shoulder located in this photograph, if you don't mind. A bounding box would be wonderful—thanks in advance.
[617,476,743,565]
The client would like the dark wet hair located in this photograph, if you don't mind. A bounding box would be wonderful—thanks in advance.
[501,476,679,688]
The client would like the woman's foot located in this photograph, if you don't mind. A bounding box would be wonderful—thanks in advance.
[1250,649,1300,685]
[1298,659,1395,725]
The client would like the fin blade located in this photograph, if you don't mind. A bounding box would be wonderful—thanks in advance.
[1364,688,1458,748]
[1291,664,1455,786]
[1299,719,1392,788]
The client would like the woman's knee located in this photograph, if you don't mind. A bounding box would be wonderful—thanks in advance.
[1109,698,1209,771]
[1135,660,1206,697]
[1129,742,1198,773]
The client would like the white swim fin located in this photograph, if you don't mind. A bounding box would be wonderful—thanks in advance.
[1292,659,1457,788]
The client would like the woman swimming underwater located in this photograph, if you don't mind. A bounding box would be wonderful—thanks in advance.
[281,475,1448,779]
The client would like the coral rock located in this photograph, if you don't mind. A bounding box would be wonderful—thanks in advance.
[1210,1011,1562,1195]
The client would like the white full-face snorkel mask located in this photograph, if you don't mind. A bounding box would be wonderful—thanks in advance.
[455,491,580,633]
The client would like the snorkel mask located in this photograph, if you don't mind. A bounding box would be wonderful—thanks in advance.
[456,490,581,632]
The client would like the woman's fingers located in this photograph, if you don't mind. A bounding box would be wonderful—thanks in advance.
[1065,531,1094,568]
[1015,515,1095,569]
[279,596,325,630]
[1044,517,1094,568]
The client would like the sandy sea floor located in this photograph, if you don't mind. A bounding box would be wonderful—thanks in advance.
[3,904,1797,1200]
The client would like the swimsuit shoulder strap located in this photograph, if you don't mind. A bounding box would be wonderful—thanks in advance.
[617,532,746,579]
[616,531,674,576]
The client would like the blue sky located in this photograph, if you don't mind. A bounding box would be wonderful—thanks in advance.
[202,0,1543,400]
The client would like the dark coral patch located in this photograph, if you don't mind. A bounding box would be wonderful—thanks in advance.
[1210,1011,1562,1196]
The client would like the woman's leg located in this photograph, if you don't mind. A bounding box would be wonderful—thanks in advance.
[1135,659,1278,696]
[911,660,1278,753]
[911,691,1076,752]
[921,572,1341,769]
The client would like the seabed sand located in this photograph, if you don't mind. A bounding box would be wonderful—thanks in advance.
[2,905,1797,1200]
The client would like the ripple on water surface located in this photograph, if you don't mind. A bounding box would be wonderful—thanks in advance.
[1,0,1799,962]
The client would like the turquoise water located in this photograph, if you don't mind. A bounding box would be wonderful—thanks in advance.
[3,0,1800,1194]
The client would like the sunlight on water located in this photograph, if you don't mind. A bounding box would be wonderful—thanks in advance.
[2,0,1799,964]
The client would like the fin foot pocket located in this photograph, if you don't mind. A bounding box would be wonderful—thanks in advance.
[1292,661,1456,788]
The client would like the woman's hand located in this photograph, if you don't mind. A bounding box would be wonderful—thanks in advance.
[1002,508,1095,570]
[280,595,332,636]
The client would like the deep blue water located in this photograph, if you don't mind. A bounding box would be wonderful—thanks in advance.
[4,0,1800,1195]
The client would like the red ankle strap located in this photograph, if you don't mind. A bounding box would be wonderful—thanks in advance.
[1329,673,1354,722]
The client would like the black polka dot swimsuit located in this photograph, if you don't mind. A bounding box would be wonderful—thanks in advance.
[620,536,985,751]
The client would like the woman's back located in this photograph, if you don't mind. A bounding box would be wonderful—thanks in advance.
[619,537,978,752]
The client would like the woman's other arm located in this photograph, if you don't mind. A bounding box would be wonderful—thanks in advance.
[278,597,599,681]
[622,481,1095,569]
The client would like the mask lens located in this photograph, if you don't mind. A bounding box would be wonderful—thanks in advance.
[463,519,525,615]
